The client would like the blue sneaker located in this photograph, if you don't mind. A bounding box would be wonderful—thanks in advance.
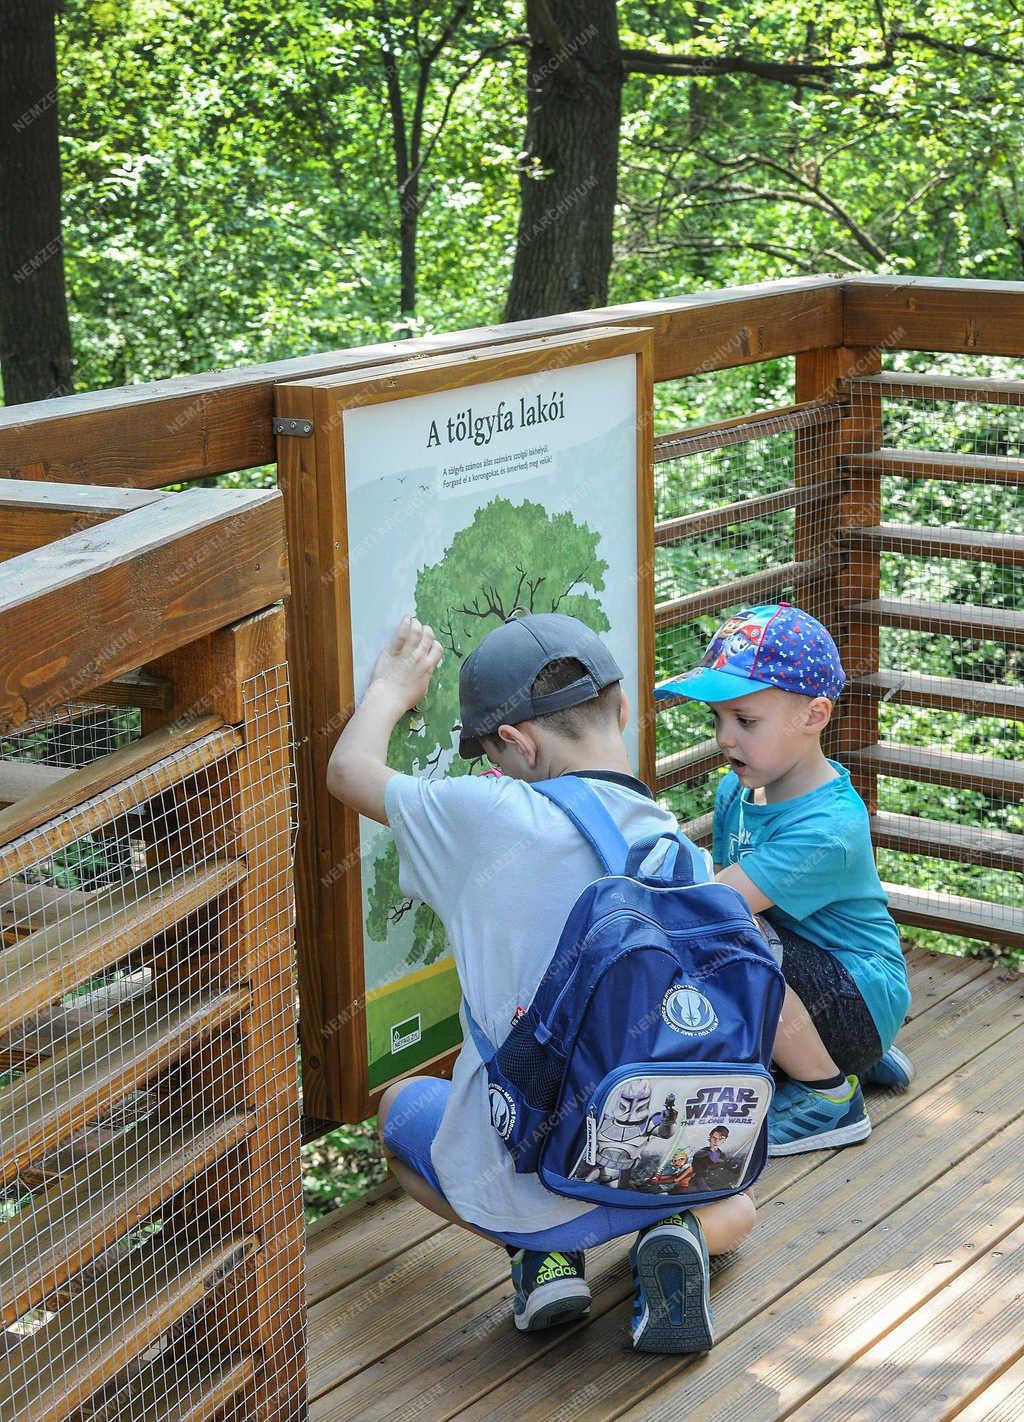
[510,1249,591,1331]
[630,1211,714,1354]
[861,1046,914,1093]
[768,1075,871,1156]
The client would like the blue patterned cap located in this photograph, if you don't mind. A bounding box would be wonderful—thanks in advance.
[655,603,845,703]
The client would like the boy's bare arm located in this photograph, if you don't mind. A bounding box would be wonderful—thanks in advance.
[326,615,443,825]
[716,863,774,914]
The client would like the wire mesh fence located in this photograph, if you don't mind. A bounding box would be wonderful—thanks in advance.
[652,363,1023,959]
[0,662,304,1420]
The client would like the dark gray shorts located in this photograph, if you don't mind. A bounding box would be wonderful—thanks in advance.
[757,917,884,1078]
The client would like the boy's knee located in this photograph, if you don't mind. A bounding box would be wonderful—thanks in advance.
[376,1080,406,1142]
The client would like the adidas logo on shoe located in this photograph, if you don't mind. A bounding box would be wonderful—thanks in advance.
[534,1253,579,1284]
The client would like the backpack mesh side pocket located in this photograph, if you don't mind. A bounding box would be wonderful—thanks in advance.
[493,1009,565,1111]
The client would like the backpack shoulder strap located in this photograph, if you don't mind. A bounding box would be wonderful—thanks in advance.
[531,776,630,876]
[461,998,495,1062]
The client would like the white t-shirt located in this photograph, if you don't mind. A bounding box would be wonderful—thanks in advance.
[383,768,706,1234]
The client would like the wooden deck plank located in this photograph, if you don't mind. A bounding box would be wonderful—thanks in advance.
[420,1006,1024,1422]
[955,1353,1024,1422]
[782,1221,1024,1421]
[306,960,1023,1419]
[305,1182,446,1305]
[618,1111,1024,1421]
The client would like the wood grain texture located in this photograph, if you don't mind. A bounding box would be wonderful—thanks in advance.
[305,955,1024,1422]
[855,668,1024,720]
[0,277,841,487]
[857,596,1024,644]
[843,276,1024,356]
[869,810,1024,872]
[0,858,246,1036]
[0,984,249,1186]
[883,883,1024,947]
[842,448,1024,487]
[0,718,238,863]
[0,1232,258,1422]
[842,523,1024,566]
[0,1108,254,1329]
[654,559,823,629]
[853,369,1024,402]
[0,488,288,731]
[848,740,1024,797]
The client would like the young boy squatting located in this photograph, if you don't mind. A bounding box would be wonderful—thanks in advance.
[658,603,913,1154]
[327,610,754,1351]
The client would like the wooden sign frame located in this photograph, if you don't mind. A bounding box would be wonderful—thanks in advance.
[275,325,655,1125]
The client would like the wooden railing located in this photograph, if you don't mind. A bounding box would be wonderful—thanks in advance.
[0,275,1021,1138]
[0,483,304,1419]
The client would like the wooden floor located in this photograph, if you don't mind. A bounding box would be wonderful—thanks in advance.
[304,950,1024,1422]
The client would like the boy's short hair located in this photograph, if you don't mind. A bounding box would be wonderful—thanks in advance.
[480,657,621,757]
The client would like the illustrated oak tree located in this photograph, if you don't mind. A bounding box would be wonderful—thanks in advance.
[363,496,610,966]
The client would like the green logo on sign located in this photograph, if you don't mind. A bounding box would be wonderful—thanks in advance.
[391,1014,422,1053]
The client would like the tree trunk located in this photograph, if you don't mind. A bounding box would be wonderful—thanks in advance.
[504,0,622,321]
[0,1,74,404]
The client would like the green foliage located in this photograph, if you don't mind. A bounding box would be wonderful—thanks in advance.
[301,1119,387,1218]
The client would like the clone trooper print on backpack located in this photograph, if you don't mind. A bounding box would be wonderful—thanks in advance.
[578,1080,677,1189]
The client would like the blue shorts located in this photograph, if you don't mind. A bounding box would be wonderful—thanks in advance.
[381,1076,683,1252]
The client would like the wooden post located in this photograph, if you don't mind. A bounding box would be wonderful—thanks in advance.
[795,347,884,807]
[143,606,306,1420]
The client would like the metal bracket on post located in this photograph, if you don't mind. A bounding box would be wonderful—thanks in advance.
[272,416,314,437]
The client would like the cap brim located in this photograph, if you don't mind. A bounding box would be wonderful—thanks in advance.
[654,668,776,703]
[458,731,485,760]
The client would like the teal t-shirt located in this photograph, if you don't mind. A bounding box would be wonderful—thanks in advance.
[712,761,910,1051]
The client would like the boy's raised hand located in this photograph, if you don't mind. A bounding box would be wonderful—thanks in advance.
[369,614,443,712]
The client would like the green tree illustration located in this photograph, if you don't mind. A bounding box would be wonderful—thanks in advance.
[366,496,610,966]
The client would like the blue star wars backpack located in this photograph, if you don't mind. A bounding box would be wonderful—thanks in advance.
[462,777,786,1210]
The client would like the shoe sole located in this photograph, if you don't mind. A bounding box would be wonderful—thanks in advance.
[631,1227,713,1354]
[768,1115,871,1157]
[864,1046,914,1092]
[514,1280,591,1332]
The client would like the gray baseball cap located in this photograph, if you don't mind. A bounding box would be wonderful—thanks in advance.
[457,611,624,759]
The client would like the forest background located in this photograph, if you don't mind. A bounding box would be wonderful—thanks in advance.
[2,0,1022,1213]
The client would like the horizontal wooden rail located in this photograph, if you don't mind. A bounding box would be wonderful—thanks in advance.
[883,882,1024,948]
[843,275,1024,356]
[842,524,1024,567]
[655,559,823,630]
[856,598,1024,645]
[855,670,1024,720]
[83,1352,256,1422]
[870,811,1024,872]
[653,398,843,460]
[1,858,247,1037]
[0,1232,259,1422]
[0,1109,254,1329]
[851,370,1024,405]
[841,449,1024,487]
[0,759,71,806]
[0,277,842,487]
[654,738,723,790]
[0,478,167,560]
[78,668,175,712]
[0,985,250,1186]
[655,486,802,544]
[847,742,1024,798]
[0,487,287,730]
[0,721,241,880]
